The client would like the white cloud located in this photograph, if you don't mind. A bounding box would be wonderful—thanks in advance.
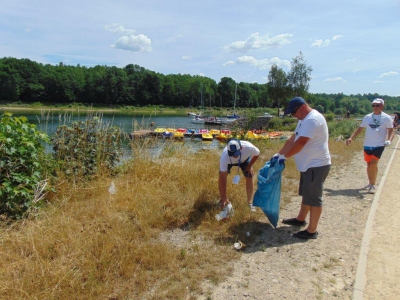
[324,77,345,82]
[373,80,384,83]
[182,56,192,60]
[332,35,343,41]
[224,33,293,53]
[105,23,152,53]
[111,34,152,53]
[311,39,331,48]
[379,71,399,78]
[227,55,290,70]
[311,35,342,48]
[25,28,32,33]
[223,60,235,66]
[353,68,362,73]
[104,24,136,35]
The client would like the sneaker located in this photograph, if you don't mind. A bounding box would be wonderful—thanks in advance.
[248,203,257,212]
[368,185,376,194]
[293,229,318,239]
[363,184,371,190]
[282,218,306,226]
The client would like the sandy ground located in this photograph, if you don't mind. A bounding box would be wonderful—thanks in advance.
[198,137,398,300]
[362,138,400,299]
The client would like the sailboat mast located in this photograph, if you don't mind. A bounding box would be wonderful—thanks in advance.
[234,82,237,114]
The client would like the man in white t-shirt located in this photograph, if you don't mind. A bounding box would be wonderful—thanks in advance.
[274,97,331,239]
[219,139,260,213]
[346,98,394,194]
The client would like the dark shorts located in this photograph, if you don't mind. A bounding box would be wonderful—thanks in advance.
[228,157,252,178]
[364,146,385,162]
[299,165,331,207]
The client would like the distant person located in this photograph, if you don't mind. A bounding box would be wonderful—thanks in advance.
[219,139,260,213]
[393,112,400,130]
[150,121,155,130]
[346,98,394,194]
[275,97,331,239]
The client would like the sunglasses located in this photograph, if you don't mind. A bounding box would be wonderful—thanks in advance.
[292,105,302,114]
[371,104,381,107]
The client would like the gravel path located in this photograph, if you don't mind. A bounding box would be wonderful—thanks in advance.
[199,141,394,300]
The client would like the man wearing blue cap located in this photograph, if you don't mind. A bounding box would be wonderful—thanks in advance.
[219,139,260,214]
[274,97,331,239]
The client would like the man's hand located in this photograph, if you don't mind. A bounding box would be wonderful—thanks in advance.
[346,138,352,146]
[272,153,286,162]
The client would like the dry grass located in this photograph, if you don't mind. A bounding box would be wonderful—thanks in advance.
[0,136,361,299]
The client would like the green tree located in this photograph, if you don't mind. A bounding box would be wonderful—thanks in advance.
[267,64,288,116]
[287,52,312,98]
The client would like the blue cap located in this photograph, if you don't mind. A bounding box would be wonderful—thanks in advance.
[284,97,306,115]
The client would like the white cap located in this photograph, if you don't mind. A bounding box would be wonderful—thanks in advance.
[372,98,384,105]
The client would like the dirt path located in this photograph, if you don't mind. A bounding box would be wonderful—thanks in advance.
[199,139,396,300]
[361,138,400,299]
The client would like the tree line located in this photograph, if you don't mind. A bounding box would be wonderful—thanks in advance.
[0,54,399,116]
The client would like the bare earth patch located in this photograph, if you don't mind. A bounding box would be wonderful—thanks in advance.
[197,144,393,300]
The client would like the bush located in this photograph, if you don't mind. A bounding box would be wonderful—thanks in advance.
[328,119,359,138]
[0,112,50,218]
[51,115,123,181]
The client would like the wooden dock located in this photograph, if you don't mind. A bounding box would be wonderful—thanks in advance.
[129,129,153,139]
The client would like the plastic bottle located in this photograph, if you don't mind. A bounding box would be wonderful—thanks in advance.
[215,203,234,221]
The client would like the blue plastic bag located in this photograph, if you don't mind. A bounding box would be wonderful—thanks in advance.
[253,158,285,228]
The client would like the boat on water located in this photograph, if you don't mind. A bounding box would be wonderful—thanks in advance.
[201,132,213,141]
[209,129,220,136]
[162,131,174,139]
[215,133,232,141]
[173,131,184,139]
[191,117,205,124]
[204,116,222,125]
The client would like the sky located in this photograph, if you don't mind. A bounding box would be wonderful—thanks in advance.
[1,0,400,96]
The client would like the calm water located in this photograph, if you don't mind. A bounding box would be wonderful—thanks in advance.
[3,109,229,158]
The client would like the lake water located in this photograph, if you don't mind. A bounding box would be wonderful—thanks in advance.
[2,109,229,158]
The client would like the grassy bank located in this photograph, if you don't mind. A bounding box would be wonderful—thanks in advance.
[0,101,277,118]
[0,135,360,299]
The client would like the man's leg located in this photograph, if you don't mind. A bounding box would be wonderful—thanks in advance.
[245,176,253,204]
[367,159,379,185]
[296,202,310,221]
[306,206,322,233]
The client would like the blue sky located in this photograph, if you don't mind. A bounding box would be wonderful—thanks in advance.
[1,0,399,96]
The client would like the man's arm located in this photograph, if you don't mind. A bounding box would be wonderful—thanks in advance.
[388,128,394,142]
[346,127,364,145]
[278,134,295,155]
[244,155,259,174]
[218,171,228,208]
[282,136,310,158]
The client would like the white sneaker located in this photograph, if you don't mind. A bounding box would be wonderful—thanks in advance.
[363,184,371,190]
[248,204,257,212]
[368,185,376,194]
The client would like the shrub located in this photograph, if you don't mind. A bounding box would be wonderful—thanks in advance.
[328,119,359,138]
[51,115,124,181]
[0,112,50,218]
